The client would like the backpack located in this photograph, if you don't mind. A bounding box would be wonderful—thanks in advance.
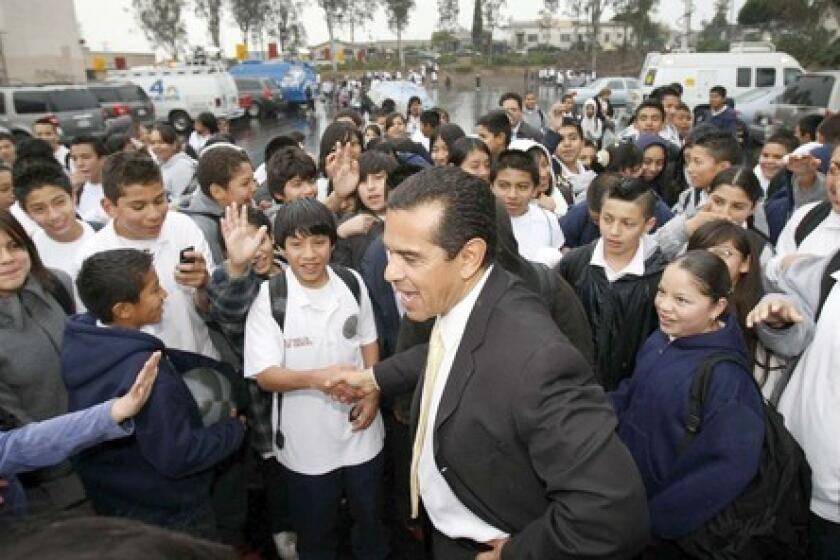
[794,200,831,247]
[673,352,811,559]
[815,249,840,321]
[267,264,361,450]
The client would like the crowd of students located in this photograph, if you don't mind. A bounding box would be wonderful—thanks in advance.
[0,81,838,560]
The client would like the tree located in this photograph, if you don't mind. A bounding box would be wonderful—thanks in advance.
[482,0,505,54]
[194,0,223,49]
[132,0,187,61]
[472,0,483,52]
[568,0,613,75]
[612,0,662,50]
[438,0,459,32]
[343,0,380,44]
[266,0,307,56]
[318,0,350,71]
[384,0,415,69]
[697,0,731,52]
[229,0,271,48]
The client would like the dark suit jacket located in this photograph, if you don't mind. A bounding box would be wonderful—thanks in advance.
[513,120,544,143]
[373,266,649,559]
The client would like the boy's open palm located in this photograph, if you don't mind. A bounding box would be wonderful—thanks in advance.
[110,351,162,423]
[221,203,268,276]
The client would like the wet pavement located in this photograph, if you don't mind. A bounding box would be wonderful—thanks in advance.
[230,80,569,168]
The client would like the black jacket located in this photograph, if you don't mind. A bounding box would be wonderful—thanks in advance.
[374,266,649,559]
[558,240,666,391]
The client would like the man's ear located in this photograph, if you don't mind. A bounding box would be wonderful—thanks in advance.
[457,237,488,280]
[112,301,133,322]
[208,183,228,204]
[644,216,657,234]
[102,197,117,219]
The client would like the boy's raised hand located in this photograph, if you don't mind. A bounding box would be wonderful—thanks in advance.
[221,203,268,278]
[110,351,162,423]
[746,297,804,329]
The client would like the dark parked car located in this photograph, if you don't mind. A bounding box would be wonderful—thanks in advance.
[233,76,284,118]
[88,82,156,133]
[0,85,107,141]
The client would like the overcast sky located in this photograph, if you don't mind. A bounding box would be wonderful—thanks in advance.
[74,0,744,56]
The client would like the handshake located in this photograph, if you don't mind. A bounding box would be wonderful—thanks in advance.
[320,366,380,403]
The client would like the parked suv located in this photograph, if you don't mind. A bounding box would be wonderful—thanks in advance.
[569,76,643,113]
[769,71,840,135]
[0,85,107,141]
[233,76,284,118]
[88,82,155,132]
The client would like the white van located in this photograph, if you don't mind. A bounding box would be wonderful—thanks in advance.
[640,43,804,109]
[108,65,244,132]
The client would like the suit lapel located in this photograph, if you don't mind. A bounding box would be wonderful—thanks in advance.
[433,267,511,442]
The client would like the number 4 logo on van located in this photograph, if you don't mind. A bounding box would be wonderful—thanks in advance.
[149,80,164,97]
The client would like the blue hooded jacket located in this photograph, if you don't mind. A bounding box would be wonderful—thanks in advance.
[60,314,245,524]
[609,313,764,539]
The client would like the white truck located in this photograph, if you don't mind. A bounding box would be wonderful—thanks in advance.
[639,43,804,109]
[108,64,244,133]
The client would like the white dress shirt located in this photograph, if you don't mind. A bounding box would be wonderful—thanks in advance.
[510,204,564,267]
[590,235,649,282]
[418,266,509,542]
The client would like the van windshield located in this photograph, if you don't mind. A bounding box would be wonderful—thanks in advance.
[49,89,101,111]
[780,75,835,108]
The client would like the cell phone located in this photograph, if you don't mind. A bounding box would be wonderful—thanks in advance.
[179,246,195,265]
[348,405,361,423]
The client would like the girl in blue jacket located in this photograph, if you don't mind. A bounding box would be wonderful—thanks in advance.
[610,249,764,543]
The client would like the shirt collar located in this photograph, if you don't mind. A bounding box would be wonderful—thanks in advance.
[590,235,649,282]
[286,266,340,312]
[436,266,494,352]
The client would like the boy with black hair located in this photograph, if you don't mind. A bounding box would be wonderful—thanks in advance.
[73,151,219,358]
[70,135,109,226]
[264,146,318,221]
[696,85,738,134]
[181,145,256,264]
[0,131,16,166]
[499,92,544,142]
[412,109,440,152]
[558,178,666,390]
[33,117,71,173]
[651,86,683,146]
[521,91,548,133]
[544,116,596,202]
[673,102,693,141]
[14,161,94,278]
[491,149,563,266]
[755,131,799,193]
[63,248,245,534]
[244,198,388,559]
[656,130,743,259]
[618,100,675,148]
[476,110,512,158]
[795,114,824,145]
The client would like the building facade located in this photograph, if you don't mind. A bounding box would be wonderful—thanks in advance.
[0,0,86,85]
[500,18,636,52]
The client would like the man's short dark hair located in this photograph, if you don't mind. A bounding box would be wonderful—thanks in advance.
[246,205,271,232]
[817,113,840,144]
[419,110,440,128]
[13,160,72,206]
[710,85,727,98]
[266,146,317,200]
[33,116,57,130]
[652,86,680,101]
[477,110,512,147]
[635,99,665,120]
[765,131,799,153]
[693,130,743,165]
[71,135,108,157]
[561,93,575,103]
[152,123,179,145]
[387,166,497,267]
[0,132,15,144]
[263,135,298,165]
[491,149,539,186]
[102,151,163,203]
[605,142,643,174]
[274,198,337,247]
[670,82,684,96]
[797,114,824,141]
[358,150,398,182]
[557,117,584,138]
[586,172,622,213]
[76,249,154,323]
[603,177,657,220]
[196,146,250,196]
[499,92,523,109]
[675,102,691,114]
[104,132,132,155]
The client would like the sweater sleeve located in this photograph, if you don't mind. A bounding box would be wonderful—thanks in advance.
[0,401,132,476]
[133,357,245,479]
[648,363,764,539]
[206,262,263,339]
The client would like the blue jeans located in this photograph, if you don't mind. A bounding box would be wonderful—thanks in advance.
[284,452,390,560]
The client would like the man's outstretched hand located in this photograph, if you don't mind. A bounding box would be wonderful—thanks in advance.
[323,367,379,404]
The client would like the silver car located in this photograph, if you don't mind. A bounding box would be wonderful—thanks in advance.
[569,76,643,113]
[0,85,107,142]
[733,86,786,145]
[770,71,840,137]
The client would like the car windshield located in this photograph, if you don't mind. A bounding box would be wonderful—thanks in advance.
[780,75,835,107]
[49,89,100,111]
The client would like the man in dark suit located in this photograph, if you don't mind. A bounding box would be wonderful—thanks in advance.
[326,167,649,559]
[500,92,545,143]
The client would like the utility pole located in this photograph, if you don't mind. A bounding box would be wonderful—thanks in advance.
[680,0,692,51]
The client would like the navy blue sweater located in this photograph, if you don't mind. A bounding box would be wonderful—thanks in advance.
[609,314,764,539]
[60,314,245,524]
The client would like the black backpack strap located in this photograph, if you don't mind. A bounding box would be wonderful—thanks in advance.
[679,351,750,454]
[329,264,361,305]
[794,200,831,247]
[46,270,75,316]
[268,272,289,330]
[816,249,840,322]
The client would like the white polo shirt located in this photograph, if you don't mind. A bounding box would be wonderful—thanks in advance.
[73,210,219,359]
[510,204,564,267]
[243,266,383,475]
[34,220,94,279]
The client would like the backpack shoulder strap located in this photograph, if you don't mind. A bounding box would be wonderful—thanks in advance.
[329,264,361,305]
[794,200,832,247]
[679,351,750,454]
[268,271,289,330]
[46,270,75,315]
[816,250,840,321]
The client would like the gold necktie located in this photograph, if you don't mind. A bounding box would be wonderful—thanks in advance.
[409,321,445,518]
